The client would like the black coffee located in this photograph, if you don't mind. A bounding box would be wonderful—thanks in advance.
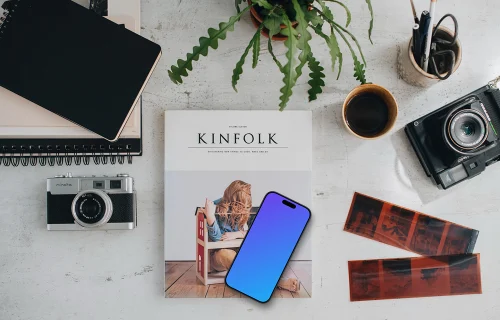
[345,93,389,137]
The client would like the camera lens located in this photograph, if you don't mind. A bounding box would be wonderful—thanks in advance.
[80,197,102,220]
[461,123,474,136]
[71,190,113,228]
[448,110,487,150]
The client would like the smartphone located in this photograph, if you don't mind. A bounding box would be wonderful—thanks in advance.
[225,192,311,303]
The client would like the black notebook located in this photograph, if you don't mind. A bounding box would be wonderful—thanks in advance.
[0,0,161,141]
[0,0,144,167]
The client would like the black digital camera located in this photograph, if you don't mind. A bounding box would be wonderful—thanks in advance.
[405,83,500,189]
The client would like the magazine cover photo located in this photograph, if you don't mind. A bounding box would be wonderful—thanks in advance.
[165,171,312,299]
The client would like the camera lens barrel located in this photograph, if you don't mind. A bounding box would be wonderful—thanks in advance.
[447,110,488,150]
[71,190,113,228]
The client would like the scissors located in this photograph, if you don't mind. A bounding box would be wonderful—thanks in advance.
[429,14,459,80]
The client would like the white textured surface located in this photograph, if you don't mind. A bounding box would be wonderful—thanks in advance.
[1,0,500,319]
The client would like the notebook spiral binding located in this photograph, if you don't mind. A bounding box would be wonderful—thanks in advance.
[0,143,134,167]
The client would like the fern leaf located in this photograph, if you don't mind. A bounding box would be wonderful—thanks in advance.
[307,53,326,101]
[168,5,251,85]
[278,16,299,111]
[252,0,273,10]
[330,22,368,83]
[329,30,340,73]
[252,30,261,69]
[235,0,243,13]
[264,14,284,71]
[232,25,263,91]
[265,14,284,71]
[336,51,343,80]
[268,38,283,70]
[365,0,374,44]
[316,0,334,20]
[325,0,351,27]
[263,14,282,37]
[291,0,312,82]
[304,8,323,27]
[311,25,340,74]
[353,56,367,84]
[318,9,367,66]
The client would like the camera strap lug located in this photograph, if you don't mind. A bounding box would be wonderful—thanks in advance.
[489,76,500,89]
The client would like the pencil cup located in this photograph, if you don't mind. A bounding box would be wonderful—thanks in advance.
[397,26,462,87]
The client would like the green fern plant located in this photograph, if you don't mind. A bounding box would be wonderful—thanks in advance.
[168,0,374,111]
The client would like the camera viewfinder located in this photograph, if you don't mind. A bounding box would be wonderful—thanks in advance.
[93,181,105,189]
[110,180,122,189]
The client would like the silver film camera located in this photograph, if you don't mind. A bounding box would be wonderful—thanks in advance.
[47,173,136,231]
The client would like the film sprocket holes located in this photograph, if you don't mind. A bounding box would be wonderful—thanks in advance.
[406,84,500,189]
[348,254,482,301]
[344,193,479,255]
[47,173,136,231]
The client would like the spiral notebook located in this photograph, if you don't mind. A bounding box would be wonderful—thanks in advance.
[0,0,144,166]
[0,0,161,142]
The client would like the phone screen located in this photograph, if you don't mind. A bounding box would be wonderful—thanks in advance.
[225,192,310,303]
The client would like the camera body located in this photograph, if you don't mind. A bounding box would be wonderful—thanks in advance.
[47,173,136,230]
[406,84,500,189]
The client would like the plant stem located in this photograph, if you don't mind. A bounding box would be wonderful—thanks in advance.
[263,4,285,72]
[313,7,366,65]
[168,4,254,85]
[268,38,283,70]
[323,0,351,27]
[232,24,264,91]
[313,18,357,72]
[331,24,357,62]
[330,20,366,65]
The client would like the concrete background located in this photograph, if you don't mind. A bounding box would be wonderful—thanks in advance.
[1,0,500,319]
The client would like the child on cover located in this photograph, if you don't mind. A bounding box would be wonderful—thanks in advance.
[203,180,299,293]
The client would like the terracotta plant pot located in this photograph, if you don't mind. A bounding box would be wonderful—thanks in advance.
[248,0,298,41]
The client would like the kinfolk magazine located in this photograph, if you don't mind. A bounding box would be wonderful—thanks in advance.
[164,111,312,298]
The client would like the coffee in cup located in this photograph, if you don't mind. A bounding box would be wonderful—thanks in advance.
[342,84,398,139]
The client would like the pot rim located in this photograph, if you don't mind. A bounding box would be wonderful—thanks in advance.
[248,0,298,27]
[249,13,288,41]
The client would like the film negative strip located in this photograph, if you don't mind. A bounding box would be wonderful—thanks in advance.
[344,193,479,256]
[348,254,482,301]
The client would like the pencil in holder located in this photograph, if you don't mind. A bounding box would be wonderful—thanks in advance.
[398,26,462,88]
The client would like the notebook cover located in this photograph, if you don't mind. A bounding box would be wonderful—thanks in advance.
[0,12,141,140]
[0,0,161,141]
[344,192,480,256]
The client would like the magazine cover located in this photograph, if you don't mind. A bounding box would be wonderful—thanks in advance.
[164,111,312,298]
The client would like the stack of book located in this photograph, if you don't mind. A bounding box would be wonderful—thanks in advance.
[0,0,161,166]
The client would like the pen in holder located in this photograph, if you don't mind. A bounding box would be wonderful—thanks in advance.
[398,25,462,87]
